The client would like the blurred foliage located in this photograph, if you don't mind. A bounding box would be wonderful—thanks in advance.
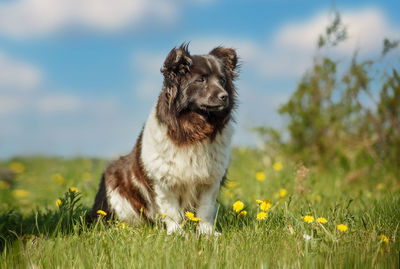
[255,13,400,174]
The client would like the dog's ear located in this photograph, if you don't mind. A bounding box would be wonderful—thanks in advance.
[161,43,192,109]
[209,47,238,77]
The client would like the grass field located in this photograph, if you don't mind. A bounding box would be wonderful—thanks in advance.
[0,148,399,268]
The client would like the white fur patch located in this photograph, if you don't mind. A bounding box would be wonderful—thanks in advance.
[107,188,139,224]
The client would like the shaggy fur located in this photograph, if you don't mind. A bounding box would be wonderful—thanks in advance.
[88,44,239,234]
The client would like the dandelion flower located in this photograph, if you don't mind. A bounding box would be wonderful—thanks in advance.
[273,162,283,171]
[232,200,244,212]
[260,201,271,212]
[257,211,267,220]
[56,199,62,207]
[316,217,328,224]
[185,211,202,222]
[9,162,25,174]
[12,189,29,198]
[256,172,266,181]
[162,213,167,218]
[302,215,314,223]
[69,187,78,193]
[226,181,238,189]
[256,199,263,204]
[376,183,384,190]
[53,173,64,185]
[337,224,348,232]
[279,188,287,197]
[97,210,107,216]
[238,210,247,218]
[120,222,127,229]
[0,180,10,190]
[379,234,389,244]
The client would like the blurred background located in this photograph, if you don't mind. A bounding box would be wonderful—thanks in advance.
[0,0,399,158]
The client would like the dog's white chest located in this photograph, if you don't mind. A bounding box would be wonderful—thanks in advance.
[141,108,233,188]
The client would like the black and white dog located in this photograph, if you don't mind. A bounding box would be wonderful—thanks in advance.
[88,44,238,234]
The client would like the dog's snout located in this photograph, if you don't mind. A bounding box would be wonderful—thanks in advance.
[218,92,228,103]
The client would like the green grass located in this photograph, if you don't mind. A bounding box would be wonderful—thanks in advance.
[0,149,399,268]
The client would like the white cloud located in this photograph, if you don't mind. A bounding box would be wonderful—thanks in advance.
[0,0,178,38]
[0,51,42,90]
[36,94,83,114]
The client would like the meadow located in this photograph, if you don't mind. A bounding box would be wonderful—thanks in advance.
[0,148,398,268]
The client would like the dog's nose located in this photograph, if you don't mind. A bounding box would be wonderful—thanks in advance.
[218,92,228,104]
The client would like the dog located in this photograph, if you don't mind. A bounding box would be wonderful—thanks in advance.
[88,44,238,234]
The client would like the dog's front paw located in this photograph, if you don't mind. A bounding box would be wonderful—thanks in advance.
[198,222,220,236]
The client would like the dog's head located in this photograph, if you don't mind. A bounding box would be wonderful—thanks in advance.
[160,43,238,116]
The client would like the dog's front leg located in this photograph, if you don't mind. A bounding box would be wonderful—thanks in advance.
[155,185,183,234]
[196,182,221,235]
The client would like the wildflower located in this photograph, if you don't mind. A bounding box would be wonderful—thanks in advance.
[53,173,64,185]
[238,210,247,218]
[273,162,283,171]
[10,162,25,174]
[162,213,167,218]
[316,217,328,224]
[336,224,348,232]
[232,200,244,212]
[97,210,107,216]
[12,189,29,198]
[260,201,271,212]
[379,234,389,244]
[303,234,311,240]
[256,172,266,181]
[69,187,78,193]
[185,211,202,222]
[302,215,314,223]
[256,199,263,204]
[226,181,238,189]
[0,180,10,190]
[82,172,92,181]
[56,199,62,207]
[279,188,287,197]
[256,211,267,220]
[313,195,321,202]
[120,222,127,229]
[376,183,384,190]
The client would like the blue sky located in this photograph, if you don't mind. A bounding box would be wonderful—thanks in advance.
[0,0,399,158]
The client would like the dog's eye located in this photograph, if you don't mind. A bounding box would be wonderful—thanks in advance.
[196,76,206,83]
[219,76,226,85]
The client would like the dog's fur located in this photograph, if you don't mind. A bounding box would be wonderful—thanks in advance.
[88,44,238,234]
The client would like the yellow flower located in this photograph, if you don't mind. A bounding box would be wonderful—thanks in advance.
[376,183,384,190]
[185,211,202,222]
[273,162,283,171]
[336,224,348,232]
[120,222,127,229]
[82,172,92,181]
[260,201,271,212]
[0,180,10,190]
[226,181,238,189]
[97,210,107,216]
[302,215,314,223]
[12,189,29,198]
[232,200,244,212]
[53,173,64,185]
[56,199,62,207]
[313,195,321,202]
[238,210,247,218]
[255,172,266,181]
[316,217,328,224]
[161,213,167,218]
[69,187,78,193]
[256,199,263,204]
[279,188,287,197]
[257,211,267,220]
[379,234,389,244]
[10,162,25,174]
